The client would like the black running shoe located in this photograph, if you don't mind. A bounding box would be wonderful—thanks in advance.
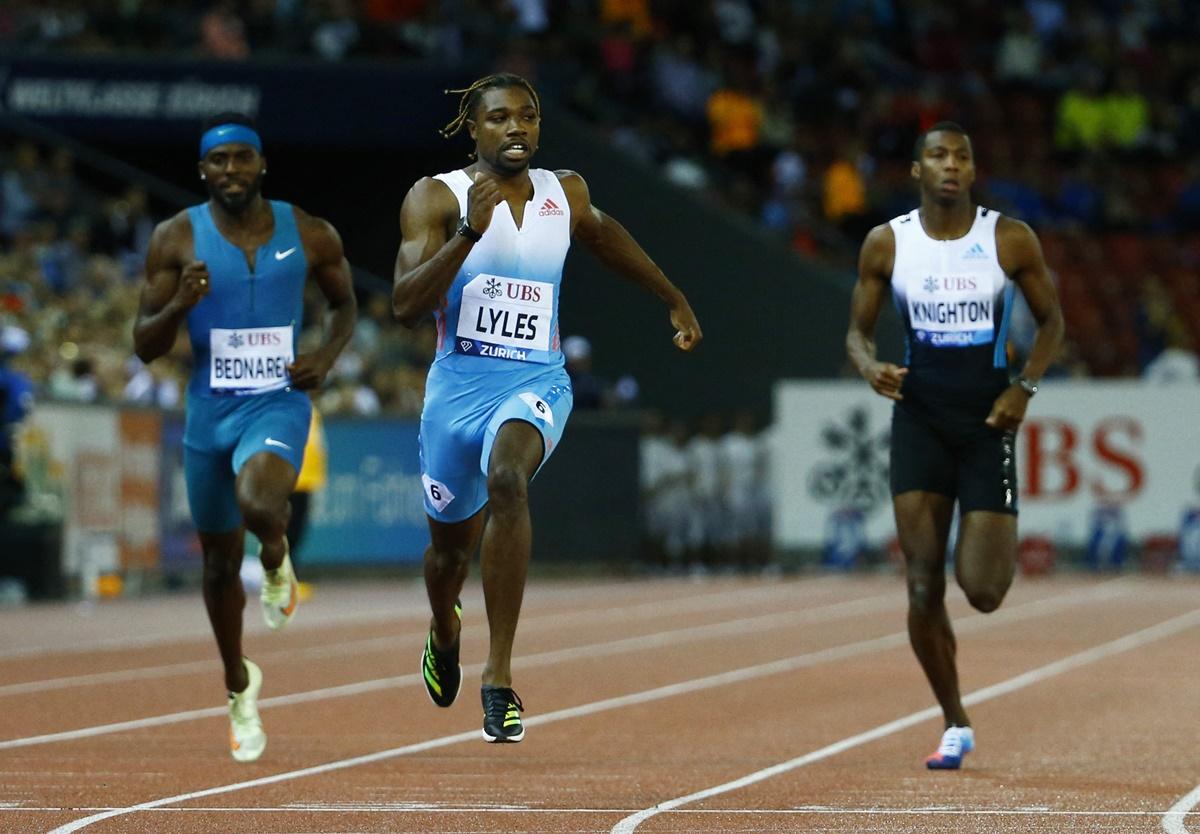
[481,685,524,743]
[421,599,462,708]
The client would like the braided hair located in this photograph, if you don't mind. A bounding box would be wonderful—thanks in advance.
[440,73,541,141]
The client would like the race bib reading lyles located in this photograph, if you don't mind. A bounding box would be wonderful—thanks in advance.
[209,326,294,395]
[455,273,554,363]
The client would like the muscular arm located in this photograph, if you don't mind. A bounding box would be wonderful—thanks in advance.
[133,214,192,364]
[290,210,358,389]
[391,177,475,328]
[987,217,1065,429]
[558,170,701,350]
[998,217,1064,382]
[847,223,907,400]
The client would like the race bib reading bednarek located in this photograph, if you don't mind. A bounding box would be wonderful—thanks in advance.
[209,326,294,395]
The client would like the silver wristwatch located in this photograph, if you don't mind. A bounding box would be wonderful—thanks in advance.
[1016,376,1039,397]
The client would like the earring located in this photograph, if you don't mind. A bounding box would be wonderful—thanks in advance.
[200,174,206,180]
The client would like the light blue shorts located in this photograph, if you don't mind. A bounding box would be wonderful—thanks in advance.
[183,388,311,533]
[419,366,573,523]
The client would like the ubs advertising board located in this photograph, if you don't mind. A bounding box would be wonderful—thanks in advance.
[773,381,1200,548]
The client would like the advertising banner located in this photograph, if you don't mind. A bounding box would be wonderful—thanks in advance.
[0,56,459,148]
[298,419,427,565]
[118,410,161,570]
[773,381,1200,548]
[158,412,200,571]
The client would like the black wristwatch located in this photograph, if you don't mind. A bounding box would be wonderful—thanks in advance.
[1015,376,1039,397]
[456,217,483,242]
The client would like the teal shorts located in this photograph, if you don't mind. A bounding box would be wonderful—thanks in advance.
[183,388,311,533]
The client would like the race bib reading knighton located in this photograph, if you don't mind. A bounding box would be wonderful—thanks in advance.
[908,274,996,348]
[455,273,554,363]
[209,326,294,395]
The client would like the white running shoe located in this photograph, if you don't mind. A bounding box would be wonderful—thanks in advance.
[228,658,266,763]
[259,541,298,631]
[926,725,975,770]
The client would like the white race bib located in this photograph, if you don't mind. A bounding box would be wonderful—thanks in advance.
[209,326,294,395]
[908,274,996,348]
[455,273,554,363]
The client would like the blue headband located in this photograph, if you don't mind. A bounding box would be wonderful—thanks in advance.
[199,124,263,159]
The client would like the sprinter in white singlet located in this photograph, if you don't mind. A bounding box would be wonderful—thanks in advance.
[392,73,702,743]
[846,122,1064,769]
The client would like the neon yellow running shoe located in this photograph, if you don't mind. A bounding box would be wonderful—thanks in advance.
[421,599,462,708]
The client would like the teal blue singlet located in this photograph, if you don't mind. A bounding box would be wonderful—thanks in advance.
[183,200,311,532]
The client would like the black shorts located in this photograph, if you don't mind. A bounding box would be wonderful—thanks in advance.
[890,400,1018,514]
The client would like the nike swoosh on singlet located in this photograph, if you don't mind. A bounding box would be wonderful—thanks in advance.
[264,437,292,450]
[274,247,297,261]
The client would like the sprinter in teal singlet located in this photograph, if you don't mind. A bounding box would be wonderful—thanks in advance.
[133,113,356,763]
[393,74,702,743]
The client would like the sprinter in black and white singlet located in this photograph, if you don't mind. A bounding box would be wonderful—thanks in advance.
[392,74,702,744]
[846,122,1063,770]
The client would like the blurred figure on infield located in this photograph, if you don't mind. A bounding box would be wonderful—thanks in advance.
[392,73,701,743]
[846,122,1063,769]
[133,113,356,763]
[287,402,327,600]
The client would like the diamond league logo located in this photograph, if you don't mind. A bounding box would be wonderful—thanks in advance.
[459,339,473,352]
[483,277,502,299]
[807,406,890,514]
[227,332,245,348]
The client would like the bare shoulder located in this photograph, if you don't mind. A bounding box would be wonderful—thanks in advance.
[995,214,1038,244]
[406,175,459,212]
[291,205,341,243]
[149,208,194,260]
[995,215,1044,267]
[861,222,895,253]
[858,222,896,274]
[554,169,588,199]
[291,205,345,261]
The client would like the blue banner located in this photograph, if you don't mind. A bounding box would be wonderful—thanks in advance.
[298,419,427,565]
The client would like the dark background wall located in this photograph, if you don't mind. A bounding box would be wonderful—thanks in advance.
[3,56,904,418]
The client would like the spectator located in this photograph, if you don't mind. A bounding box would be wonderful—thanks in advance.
[0,326,34,517]
[562,335,604,410]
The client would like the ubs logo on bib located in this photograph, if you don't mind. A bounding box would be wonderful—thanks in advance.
[483,277,503,299]
[227,332,245,348]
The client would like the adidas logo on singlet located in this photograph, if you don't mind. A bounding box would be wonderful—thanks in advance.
[962,242,988,260]
[538,198,565,217]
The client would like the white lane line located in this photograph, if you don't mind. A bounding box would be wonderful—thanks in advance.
[0,578,724,662]
[1165,784,1200,834]
[611,607,1200,834]
[0,592,904,751]
[42,584,1130,834]
[0,578,846,695]
[1,805,1182,815]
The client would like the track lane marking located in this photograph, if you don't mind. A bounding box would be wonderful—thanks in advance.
[0,578,848,692]
[2,592,905,750]
[41,583,1132,834]
[611,607,1200,833]
[1164,783,1200,834]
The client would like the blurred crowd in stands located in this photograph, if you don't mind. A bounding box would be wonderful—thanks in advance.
[0,139,443,416]
[3,0,1200,408]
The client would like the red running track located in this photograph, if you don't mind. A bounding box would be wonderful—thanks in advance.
[0,573,1196,834]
